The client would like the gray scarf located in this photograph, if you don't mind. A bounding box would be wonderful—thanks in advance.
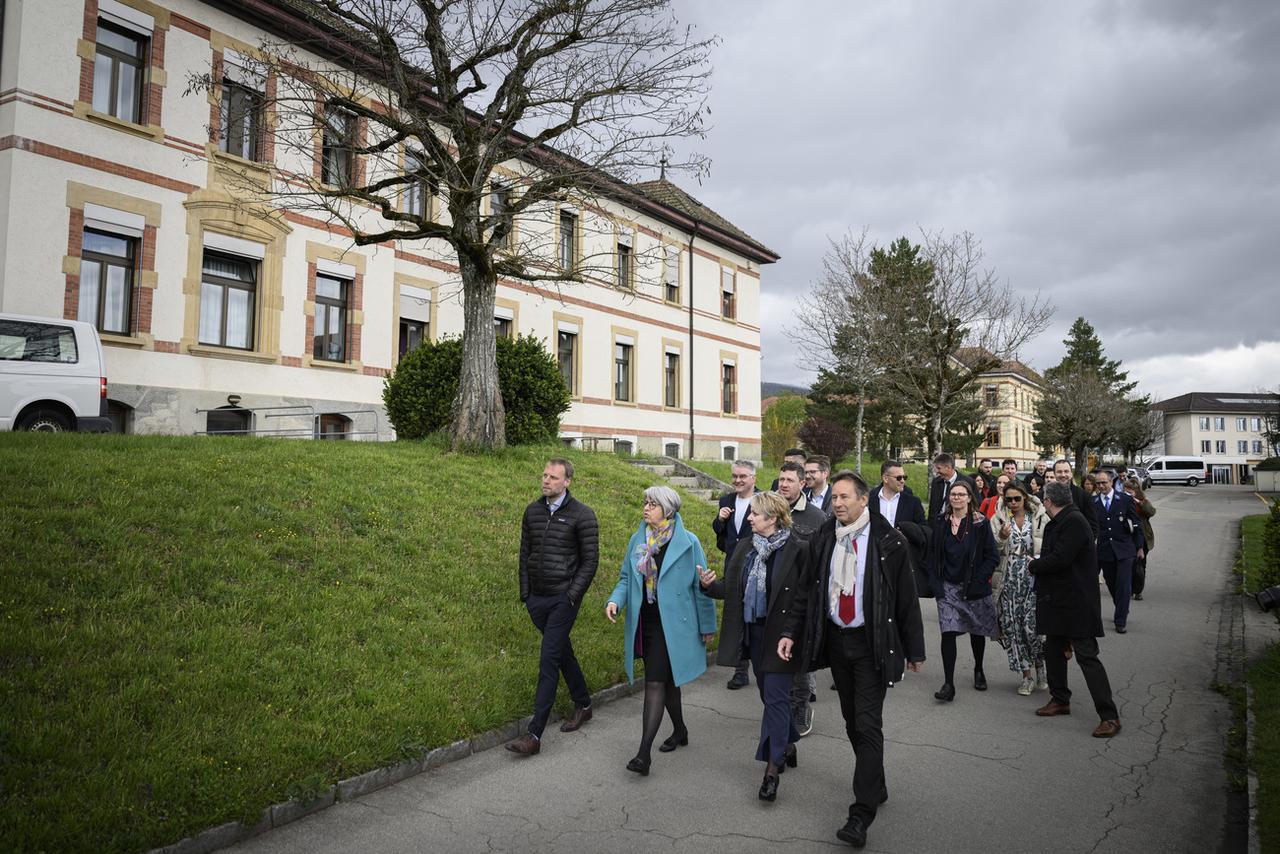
[830,507,872,606]
[743,528,790,624]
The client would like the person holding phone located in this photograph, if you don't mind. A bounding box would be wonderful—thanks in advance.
[606,486,717,776]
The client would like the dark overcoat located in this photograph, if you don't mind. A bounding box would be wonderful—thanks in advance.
[1028,504,1105,638]
[707,534,808,674]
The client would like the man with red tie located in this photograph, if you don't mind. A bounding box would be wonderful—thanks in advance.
[779,470,926,849]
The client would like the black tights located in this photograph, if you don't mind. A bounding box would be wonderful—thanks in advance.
[637,680,684,760]
[941,631,986,684]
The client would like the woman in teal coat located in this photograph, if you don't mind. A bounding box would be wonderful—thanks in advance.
[606,485,718,776]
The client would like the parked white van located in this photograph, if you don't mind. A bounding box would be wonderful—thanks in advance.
[1143,455,1209,487]
[0,313,112,432]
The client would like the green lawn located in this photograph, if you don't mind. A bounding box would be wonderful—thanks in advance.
[1250,641,1280,853]
[0,434,724,853]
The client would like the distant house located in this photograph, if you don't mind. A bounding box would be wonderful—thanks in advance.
[1150,392,1280,484]
[956,348,1055,465]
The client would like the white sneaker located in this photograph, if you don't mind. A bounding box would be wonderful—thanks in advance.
[1018,677,1034,696]
[1034,664,1048,691]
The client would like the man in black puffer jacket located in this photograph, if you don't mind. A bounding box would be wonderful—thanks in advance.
[506,458,600,756]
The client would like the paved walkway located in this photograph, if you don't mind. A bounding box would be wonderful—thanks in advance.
[231,486,1255,853]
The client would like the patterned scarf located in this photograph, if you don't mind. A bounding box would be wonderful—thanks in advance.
[742,528,791,624]
[829,506,872,606]
[636,518,675,604]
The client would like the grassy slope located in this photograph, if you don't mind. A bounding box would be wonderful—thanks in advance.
[0,434,724,853]
[1250,641,1280,853]
[692,455,930,497]
[1241,514,1267,593]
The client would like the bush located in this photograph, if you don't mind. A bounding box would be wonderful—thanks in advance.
[798,416,852,463]
[383,334,571,443]
[1262,499,1280,591]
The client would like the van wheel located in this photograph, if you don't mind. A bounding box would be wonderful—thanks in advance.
[17,408,71,432]
[1186,476,1200,487]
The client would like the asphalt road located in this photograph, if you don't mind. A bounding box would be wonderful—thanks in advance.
[230,485,1260,853]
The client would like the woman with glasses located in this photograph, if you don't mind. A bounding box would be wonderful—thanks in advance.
[606,486,718,776]
[699,491,808,802]
[993,481,1050,695]
[925,480,999,701]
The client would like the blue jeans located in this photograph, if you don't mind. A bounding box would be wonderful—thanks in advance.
[525,593,590,737]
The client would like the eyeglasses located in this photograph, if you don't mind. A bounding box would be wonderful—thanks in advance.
[888,475,906,482]
[643,499,660,508]
[1005,496,1023,502]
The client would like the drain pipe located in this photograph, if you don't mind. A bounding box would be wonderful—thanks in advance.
[687,222,700,459]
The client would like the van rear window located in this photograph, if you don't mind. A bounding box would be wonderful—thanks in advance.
[0,320,79,363]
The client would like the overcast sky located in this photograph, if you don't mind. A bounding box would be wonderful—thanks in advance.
[666,0,1279,402]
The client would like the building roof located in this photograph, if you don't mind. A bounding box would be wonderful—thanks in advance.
[954,347,1045,386]
[214,0,779,265]
[1151,392,1280,414]
[631,180,778,262]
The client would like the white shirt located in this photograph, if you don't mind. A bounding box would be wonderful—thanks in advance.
[828,525,870,628]
[878,487,901,527]
[733,494,751,532]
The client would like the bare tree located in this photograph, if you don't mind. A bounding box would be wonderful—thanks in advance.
[1034,369,1116,484]
[790,230,881,473]
[869,230,1054,460]
[189,0,715,447]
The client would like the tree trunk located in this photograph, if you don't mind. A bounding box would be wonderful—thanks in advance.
[1074,443,1087,485]
[854,382,866,475]
[450,250,505,449]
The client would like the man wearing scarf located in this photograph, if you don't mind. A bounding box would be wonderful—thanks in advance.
[779,470,926,849]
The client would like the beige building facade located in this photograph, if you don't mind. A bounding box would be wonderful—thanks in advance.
[1151,392,1279,485]
[0,0,775,458]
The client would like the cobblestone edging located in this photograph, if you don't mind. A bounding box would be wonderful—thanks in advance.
[146,679,648,854]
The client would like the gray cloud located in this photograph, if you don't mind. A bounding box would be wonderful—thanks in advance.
[668,0,1280,393]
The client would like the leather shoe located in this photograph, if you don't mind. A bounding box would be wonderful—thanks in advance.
[836,815,867,847]
[974,670,988,691]
[625,755,651,776]
[658,729,688,752]
[1115,624,1127,634]
[1092,719,1122,738]
[505,734,540,755]
[559,705,592,732]
[934,682,956,702]
[727,672,750,690]
[758,773,779,802]
[1036,700,1071,717]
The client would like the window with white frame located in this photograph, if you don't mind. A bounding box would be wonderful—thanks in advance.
[489,181,512,248]
[1236,417,1247,431]
[558,210,577,271]
[614,336,634,402]
[398,284,431,358]
[1238,440,1249,454]
[1253,440,1264,454]
[616,229,633,289]
[557,323,578,394]
[664,349,680,408]
[219,52,263,161]
[321,107,355,186]
[1251,417,1262,432]
[721,361,737,414]
[1200,440,1211,453]
[1198,416,1211,431]
[494,305,514,339]
[1213,417,1226,431]
[1215,440,1227,454]
[404,150,436,219]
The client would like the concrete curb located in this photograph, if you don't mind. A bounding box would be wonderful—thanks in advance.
[145,679,647,854]
[1246,681,1260,854]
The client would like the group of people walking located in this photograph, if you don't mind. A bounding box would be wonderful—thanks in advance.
[505,449,1153,849]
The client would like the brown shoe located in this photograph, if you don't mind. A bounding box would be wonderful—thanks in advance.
[505,734,540,755]
[1092,719,1122,738]
[1035,700,1072,717]
[559,705,593,732]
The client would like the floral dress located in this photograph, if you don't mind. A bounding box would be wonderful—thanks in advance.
[997,517,1042,672]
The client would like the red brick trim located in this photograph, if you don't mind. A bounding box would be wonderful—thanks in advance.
[560,423,758,443]
[64,209,86,320]
[155,340,180,353]
[281,355,303,368]
[170,12,210,39]
[303,260,317,353]
[209,51,223,144]
[361,366,389,377]
[0,135,200,194]
[63,207,157,337]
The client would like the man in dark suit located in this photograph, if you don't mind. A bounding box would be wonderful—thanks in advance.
[868,459,928,572]
[804,454,834,516]
[1052,459,1099,541]
[775,460,827,736]
[1092,470,1146,633]
[506,459,600,755]
[1029,481,1120,738]
[779,470,926,848]
[712,458,759,689]
[927,452,975,520]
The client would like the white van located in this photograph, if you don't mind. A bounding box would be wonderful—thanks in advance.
[0,313,112,432]
[1143,455,1209,487]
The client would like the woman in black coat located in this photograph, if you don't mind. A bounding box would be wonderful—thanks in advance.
[925,479,999,702]
[700,491,808,803]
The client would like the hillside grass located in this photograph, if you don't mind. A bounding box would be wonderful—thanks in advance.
[1250,641,1280,853]
[1241,514,1268,593]
[0,434,724,854]
[690,454,930,497]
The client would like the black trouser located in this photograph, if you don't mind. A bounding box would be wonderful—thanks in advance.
[1132,553,1147,597]
[525,593,591,738]
[826,625,888,826]
[1043,635,1117,720]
